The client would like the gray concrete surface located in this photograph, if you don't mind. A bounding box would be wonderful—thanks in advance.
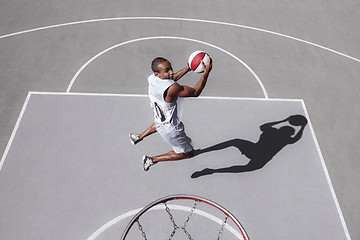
[0,1,359,239]
[0,94,347,239]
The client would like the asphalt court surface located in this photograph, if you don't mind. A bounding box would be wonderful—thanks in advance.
[1,2,359,239]
[0,93,347,239]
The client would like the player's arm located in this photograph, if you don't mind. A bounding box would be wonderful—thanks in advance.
[172,63,191,81]
[167,59,212,101]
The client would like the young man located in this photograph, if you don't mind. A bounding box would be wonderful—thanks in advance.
[130,56,213,171]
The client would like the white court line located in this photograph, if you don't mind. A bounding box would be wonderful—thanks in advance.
[87,207,142,240]
[87,204,244,240]
[0,17,359,63]
[300,100,351,240]
[65,36,268,98]
[30,91,149,98]
[0,92,32,172]
[30,91,301,101]
[0,92,351,240]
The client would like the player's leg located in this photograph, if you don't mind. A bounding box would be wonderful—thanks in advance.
[140,123,157,139]
[130,123,157,145]
[143,150,194,171]
[153,149,194,162]
[142,122,193,171]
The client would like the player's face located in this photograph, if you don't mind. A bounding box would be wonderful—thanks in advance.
[155,61,174,80]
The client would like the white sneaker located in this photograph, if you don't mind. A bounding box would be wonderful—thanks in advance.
[143,155,155,171]
[129,133,142,145]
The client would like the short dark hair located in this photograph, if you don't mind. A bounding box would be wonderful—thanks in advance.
[151,57,168,72]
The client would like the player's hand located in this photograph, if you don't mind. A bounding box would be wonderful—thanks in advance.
[201,57,213,75]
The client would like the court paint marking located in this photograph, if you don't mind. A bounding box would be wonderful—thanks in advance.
[0,92,350,239]
[28,91,150,98]
[301,100,351,240]
[87,204,244,240]
[22,91,301,102]
[0,17,358,63]
[87,207,141,240]
[0,92,32,172]
[65,36,268,98]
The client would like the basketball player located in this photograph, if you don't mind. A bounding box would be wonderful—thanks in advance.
[129,56,212,171]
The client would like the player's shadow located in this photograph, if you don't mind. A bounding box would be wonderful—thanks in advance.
[191,115,308,178]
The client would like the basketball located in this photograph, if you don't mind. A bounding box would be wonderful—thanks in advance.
[288,115,308,126]
[188,50,210,73]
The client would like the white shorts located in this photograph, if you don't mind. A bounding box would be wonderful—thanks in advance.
[155,122,193,154]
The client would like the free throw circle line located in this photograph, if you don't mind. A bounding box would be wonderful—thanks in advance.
[66,36,268,98]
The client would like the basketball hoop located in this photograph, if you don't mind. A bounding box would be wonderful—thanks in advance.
[120,194,250,240]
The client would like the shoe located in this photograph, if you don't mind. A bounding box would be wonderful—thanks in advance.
[143,155,155,171]
[129,133,142,145]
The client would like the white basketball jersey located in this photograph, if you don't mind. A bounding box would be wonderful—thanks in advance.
[148,74,180,125]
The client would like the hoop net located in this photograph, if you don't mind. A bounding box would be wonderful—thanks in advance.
[120,195,250,240]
